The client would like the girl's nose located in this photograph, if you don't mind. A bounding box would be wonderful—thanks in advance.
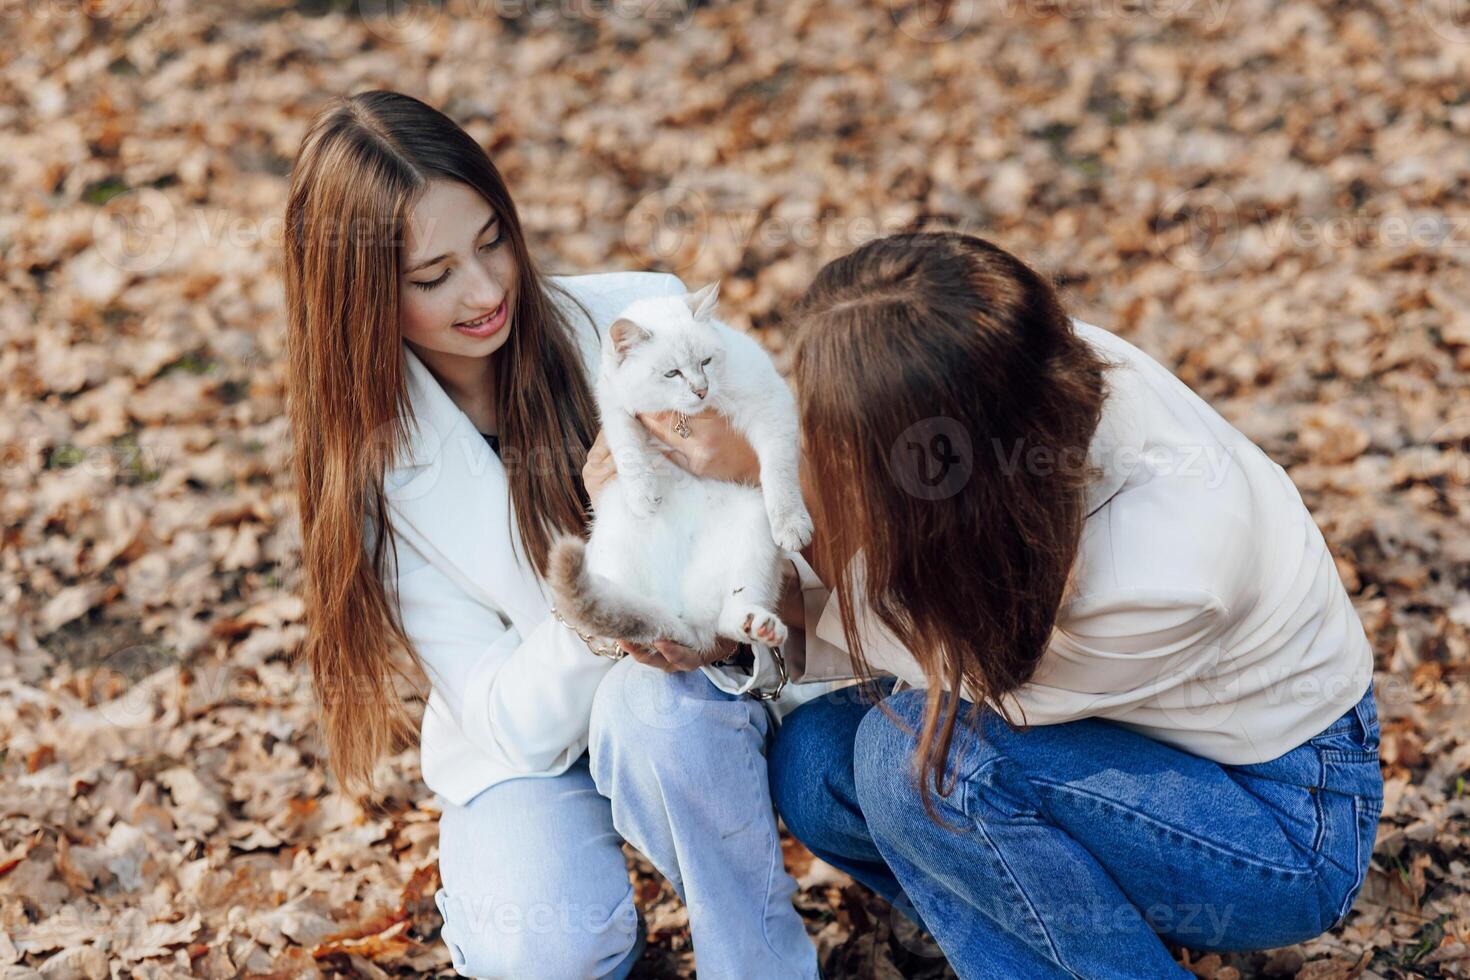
[464,266,505,316]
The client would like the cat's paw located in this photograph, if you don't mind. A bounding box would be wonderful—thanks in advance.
[768,505,814,552]
[739,609,788,647]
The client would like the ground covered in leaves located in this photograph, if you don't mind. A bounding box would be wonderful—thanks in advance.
[2,0,1469,976]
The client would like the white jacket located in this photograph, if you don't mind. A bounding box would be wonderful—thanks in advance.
[796,320,1375,767]
[379,271,845,807]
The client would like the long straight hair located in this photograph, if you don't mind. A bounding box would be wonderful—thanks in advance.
[283,91,599,803]
[790,231,1111,819]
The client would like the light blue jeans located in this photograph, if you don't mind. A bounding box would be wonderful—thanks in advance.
[770,679,1383,979]
[434,657,818,979]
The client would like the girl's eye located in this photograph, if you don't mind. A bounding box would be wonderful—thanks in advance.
[663,369,681,378]
[700,357,712,366]
[411,269,451,291]
[411,226,502,290]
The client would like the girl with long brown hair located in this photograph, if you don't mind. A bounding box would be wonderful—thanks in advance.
[695,231,1379,977]
[282,90,837,979]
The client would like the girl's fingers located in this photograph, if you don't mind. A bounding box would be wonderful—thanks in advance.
[619,640,677,672]
[587,429,610,463]
[637,409,712,447]
[634,411,706,476]
[616,638,727,672]
[653,640,708,671]
[658,445,696,474]
[634,411,672,445]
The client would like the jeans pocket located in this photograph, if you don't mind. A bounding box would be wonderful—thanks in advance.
[1308,710,1379,764]
[1220,739,1324,853]
[1312,739,1379,765]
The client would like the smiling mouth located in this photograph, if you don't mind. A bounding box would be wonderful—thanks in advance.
[456,301,504,329]
[452,299,510,337]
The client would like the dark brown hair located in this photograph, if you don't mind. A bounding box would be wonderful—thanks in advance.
[283,91,599,803]
[790,231,1112,819]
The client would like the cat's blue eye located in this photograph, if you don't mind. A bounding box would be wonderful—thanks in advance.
[700,357,712,366]
[663,369,681,378]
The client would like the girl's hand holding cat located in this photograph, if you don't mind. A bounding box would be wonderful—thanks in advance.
[636,409,761,486]
[617,635,741,673]
[583,412,760,511]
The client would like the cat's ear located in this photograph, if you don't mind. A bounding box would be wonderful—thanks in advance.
[683,281,721,322]
[608,318,651,358]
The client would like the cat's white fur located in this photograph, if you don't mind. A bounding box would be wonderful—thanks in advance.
[547,282,813,651]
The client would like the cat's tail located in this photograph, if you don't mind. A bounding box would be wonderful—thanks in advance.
[547,535,703,649]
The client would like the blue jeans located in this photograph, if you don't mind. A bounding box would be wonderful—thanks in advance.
[770,680,1383,979]
[435,658,817,979]
[435,756,644,980]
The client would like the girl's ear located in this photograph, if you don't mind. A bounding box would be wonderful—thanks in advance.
[683,281,721,321]
[609,318,651,359]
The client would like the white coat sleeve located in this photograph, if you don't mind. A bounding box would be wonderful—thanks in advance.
[390,541,617,776]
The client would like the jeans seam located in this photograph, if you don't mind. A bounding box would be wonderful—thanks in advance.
[745,712,808,979]
[1352,693,1378,749]
[1341,796,1364,923]
[969,815,1084,978]
[1310,777,1327,852]
[954,760,1086,978]
[1334,795,1380,925]
[1030,778,1323,877]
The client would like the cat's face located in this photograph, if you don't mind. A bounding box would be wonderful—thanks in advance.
[605,287,724,413]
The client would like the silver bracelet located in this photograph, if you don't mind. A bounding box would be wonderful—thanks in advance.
[549,604,627,660]
[748,643,789,702]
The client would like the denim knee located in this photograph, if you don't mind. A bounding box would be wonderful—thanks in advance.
[588,659,767,835]
[591,658,726,746]
[852,690,930,831]
[435,885,639,980]
[770,692,859,852]
[855,690,1050,831]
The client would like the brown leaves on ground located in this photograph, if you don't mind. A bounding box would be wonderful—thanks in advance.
[2,0,1469,976]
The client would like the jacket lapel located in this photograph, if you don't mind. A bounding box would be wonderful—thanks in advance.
[384,346,525,612]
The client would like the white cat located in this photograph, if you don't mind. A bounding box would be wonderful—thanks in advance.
[547,282,813,652]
